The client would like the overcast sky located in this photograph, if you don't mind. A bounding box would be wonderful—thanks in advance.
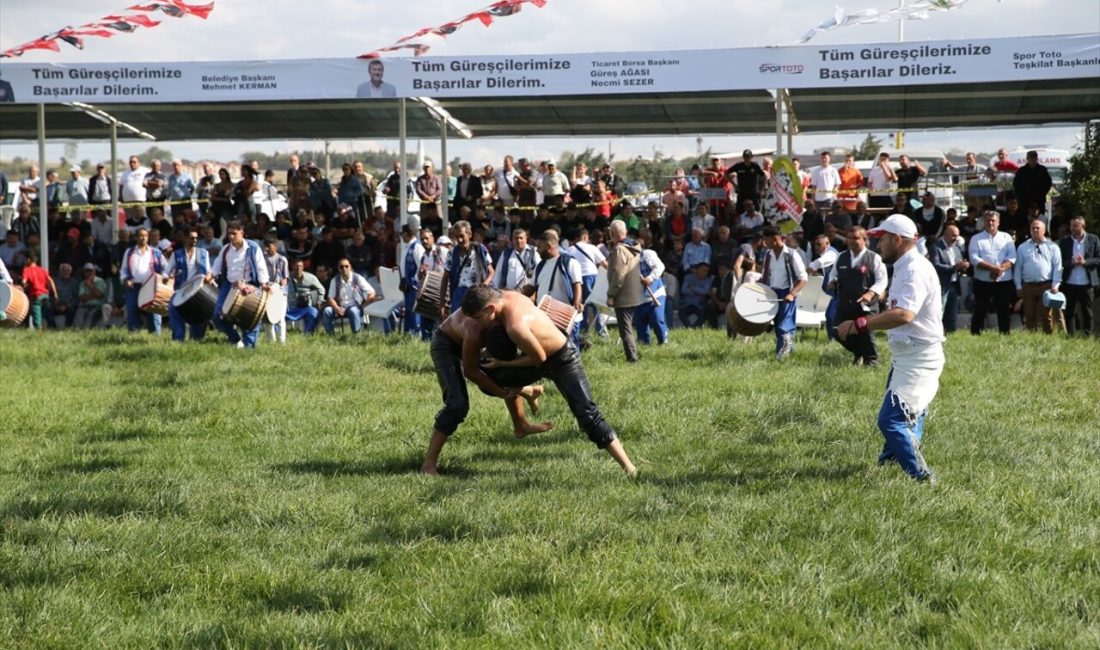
[1,0,1097,167]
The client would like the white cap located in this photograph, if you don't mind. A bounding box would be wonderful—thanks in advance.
[437,236,453,246]
[868,214,918,239]
[70,164,81,172]
[157,239,172,251]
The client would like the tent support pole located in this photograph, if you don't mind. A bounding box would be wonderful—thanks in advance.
[775,90,783,156]
[110,121,119,244]
[399,98,407,231]
[440,119,449,230]
[37,104,48,271]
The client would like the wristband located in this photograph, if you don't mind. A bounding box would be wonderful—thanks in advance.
[855,316,869,334]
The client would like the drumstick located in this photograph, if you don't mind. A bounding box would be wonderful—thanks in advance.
[644,283,660,307]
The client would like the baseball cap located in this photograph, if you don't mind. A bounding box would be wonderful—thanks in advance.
[83,262,96,271]
[437,236,453,246]
[868,214,918,239]
[157,239,172,251]
[70,164,81,172]
[742,149,753,157]
[546,159,556,166]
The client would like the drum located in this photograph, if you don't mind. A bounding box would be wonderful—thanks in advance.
[221,285,270,331]
[538,294,582,334]
[0,283,30,328]
[170,277,217,325]
[265,289,288,324]
[414,270,445,320]
[728,283,779,337]
[138,276,174,316]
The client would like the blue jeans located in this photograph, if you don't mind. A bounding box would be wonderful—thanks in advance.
[941,283,960,333]
[212,283,260,347]
[771,287,797,356]
[403,289,420,335]
[125,285,162,334]
[286,305,319,333]
[825,296,838,341]
[168,302,206,342]
[877,387,931,480]
[323,304,364,334]
[634,295,668,344]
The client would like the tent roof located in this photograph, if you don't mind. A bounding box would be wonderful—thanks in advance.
[1,79,1096,143]
[786,78,1100,133]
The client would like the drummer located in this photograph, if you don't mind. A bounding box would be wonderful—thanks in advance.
[417,228,446,341]
[399,224,425,336]
[760,225,807,361]
[164,228,210,342]
[262,238,290,344]
[120,227,169,335]
[205,220,271,348]
[531,229,583,344]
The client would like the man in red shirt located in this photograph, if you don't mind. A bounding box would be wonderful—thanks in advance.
[701,156,731,214]
[20,250,57,329]
[989,147,1020,176]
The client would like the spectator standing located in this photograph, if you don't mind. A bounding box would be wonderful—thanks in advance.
[1059,216,1100,336]
[866,152,897,209]
[968,211,1017,335]
[143,160,167,215]
[1012,150,1053,215]
[166,160,195,220]
[18,165,40,209]
[810,151,842,209]
[837,154,864,212]
[929,224,969,333]
[894,155,926,194]
[452,163,484,215]
[726,149,766,210]
[65,165,89,213]
[1013,220,1063,333]
[605,220,645,362]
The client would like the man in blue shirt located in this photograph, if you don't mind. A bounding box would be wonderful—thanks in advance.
[166,160,195,221]
[679,262,713,328]
[1013,219,1063,333]
[681,228,712,274]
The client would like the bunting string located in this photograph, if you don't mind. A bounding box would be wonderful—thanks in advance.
[359,0,547,59]
[1,1,215,59]
[795,1,970,45]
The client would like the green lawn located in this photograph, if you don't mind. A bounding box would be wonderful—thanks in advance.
[1,328,1098,648]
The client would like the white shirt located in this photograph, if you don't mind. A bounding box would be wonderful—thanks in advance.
[122,246,158,284]
[1067,235,1088,286]
[422,246,447,274]
[968,230,1017,283]
[826,247,889,296]
[164,247,199,280]
[19,176,39,206]
[0,257,12,284]
[90,217,114,246]
[534,254,583,304]
[640,248,666,299]
[495,245,539,290]
[763,245,808,289]
[212,242,270,286]
[120,167,149,202]
[810,165,841,202]
[691,213,715,236]
[867,166,894,191]
[494,169,519,203]
[737,212,764,232]
[809,246,839,274]
[886,246,944,346]
[329,272,375,308]
[568,241,605,277]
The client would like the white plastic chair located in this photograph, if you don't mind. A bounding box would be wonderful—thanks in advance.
[364,267,404,331]
[795,275,828,331]
[585,268,616,327]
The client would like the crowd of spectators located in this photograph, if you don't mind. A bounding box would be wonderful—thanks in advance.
[0,147,1096,339]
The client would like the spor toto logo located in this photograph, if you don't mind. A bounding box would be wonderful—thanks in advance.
[759,63,804,74]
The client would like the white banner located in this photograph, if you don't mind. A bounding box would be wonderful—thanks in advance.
[0,33,1095,104]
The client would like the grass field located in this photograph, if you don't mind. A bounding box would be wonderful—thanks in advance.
[1,327,1098,648]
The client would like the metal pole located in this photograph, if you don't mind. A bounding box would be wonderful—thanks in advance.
[37,104,48,271]
[399,98,407,230]
[897,0,904,42]
[775,90,783,156]
[440,118,449,230]
[110,121,119,244]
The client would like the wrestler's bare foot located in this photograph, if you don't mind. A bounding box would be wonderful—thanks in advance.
[420,464,439,475]
[521,385,543,415]
[513,420,553,438]
[624,464,638,479]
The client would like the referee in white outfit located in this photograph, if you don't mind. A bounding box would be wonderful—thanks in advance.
[837,214,944,483]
